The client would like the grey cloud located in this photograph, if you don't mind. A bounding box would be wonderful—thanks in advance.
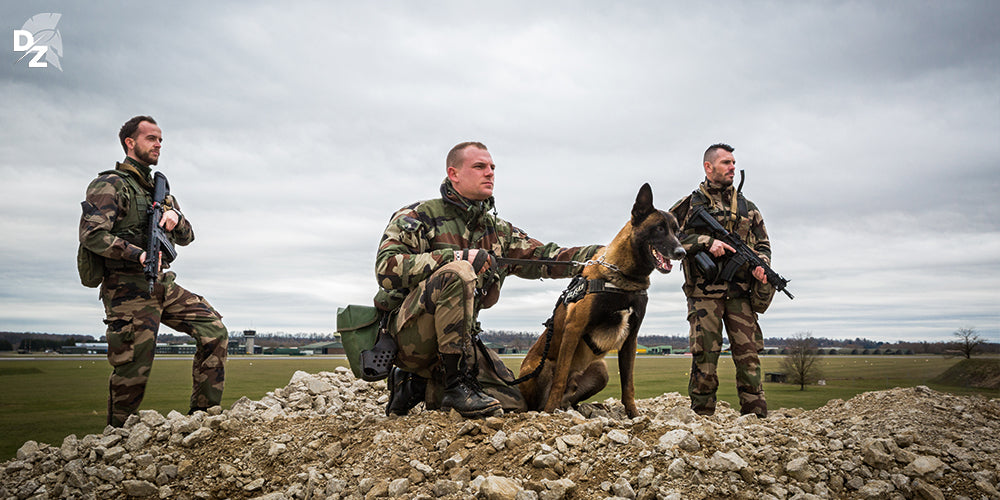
[1,1,997,341]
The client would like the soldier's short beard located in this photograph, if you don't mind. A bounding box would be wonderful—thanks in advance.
[136,149,158,166]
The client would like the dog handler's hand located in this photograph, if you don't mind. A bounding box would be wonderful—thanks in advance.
[708,239,734,258]
[455,249,496,276]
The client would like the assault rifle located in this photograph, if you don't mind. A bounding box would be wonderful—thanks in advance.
[144,171,177,293]
[688,207,794,299]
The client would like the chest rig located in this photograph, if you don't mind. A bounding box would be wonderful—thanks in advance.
[103,168,153,270]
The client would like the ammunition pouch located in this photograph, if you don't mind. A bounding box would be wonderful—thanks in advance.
[691,251,719,283]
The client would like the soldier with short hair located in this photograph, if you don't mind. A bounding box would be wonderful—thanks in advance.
[669,143,772,418]
[375,141,602,418]
[79,115,228,427]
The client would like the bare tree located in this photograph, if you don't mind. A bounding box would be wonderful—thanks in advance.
[780,331,823,390]
[953,327,984,359]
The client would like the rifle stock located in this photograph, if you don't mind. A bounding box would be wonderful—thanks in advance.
[144,172,177,293]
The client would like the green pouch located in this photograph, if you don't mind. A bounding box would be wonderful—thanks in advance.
[337,305,381,379]
[750,280,776,314]
[77,244,105,288]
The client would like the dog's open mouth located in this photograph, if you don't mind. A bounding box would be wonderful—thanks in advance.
[651,246,673,273]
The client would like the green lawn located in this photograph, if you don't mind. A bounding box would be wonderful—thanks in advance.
[1,354,996,461]
[569,355,999,410]
[0,356,350,461]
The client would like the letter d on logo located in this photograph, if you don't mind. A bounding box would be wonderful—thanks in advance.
[13,30,34,51]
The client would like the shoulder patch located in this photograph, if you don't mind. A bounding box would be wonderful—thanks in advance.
[397,215,421,233]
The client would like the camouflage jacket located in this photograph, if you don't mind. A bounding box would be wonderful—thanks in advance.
[79,158,193,271]
[375,179,602,311]
[669,178,771,298]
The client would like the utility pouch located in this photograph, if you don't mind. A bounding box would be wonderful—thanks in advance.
[750,281,776,314]
[337,305,395,380]
[77,244,105,288]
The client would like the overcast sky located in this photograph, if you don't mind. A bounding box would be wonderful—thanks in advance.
[2,1,998,343]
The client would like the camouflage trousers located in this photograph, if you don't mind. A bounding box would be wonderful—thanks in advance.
[686,295,766,417]
[390,262,525,411]
[393,261,480,379]
[100,271,228,427]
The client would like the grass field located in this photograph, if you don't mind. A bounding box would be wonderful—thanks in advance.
[1,354,996,461]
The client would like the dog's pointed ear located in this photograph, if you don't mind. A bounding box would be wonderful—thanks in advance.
[631,183,655,225]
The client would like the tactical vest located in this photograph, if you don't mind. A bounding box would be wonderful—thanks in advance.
[105,168,153,252]
[689,186,748,233]
[78,169,153,286]
[681,186,752,297]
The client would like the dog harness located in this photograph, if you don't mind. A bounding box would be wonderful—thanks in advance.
[561,275,647,356]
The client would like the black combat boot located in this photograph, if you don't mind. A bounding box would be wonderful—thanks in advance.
[386,367,428,416]
[440,353,502,418]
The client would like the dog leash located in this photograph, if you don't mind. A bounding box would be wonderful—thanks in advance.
[493,255,621,273]
[496,298,561,386]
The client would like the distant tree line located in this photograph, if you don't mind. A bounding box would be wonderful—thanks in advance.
[481,331,1000,355]
[0,332,97,352]
[2,329,996,355]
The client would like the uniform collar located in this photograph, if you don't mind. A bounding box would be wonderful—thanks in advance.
[701,177,735,196]
[118,157,154,190]
[440,178,495,219]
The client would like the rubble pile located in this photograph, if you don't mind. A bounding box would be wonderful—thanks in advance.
[2,367,999,499]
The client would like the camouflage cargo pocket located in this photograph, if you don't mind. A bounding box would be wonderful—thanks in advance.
[105,315,137,366]
[749,281,775,314]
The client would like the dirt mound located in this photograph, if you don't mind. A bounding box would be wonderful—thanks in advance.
[931,358,1000,389]
[3,367,999,499]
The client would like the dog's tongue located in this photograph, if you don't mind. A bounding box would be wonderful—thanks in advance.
[652,247,673,273]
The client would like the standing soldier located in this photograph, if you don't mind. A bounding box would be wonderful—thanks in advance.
[78,115,228,427]
[669,143,772,418]
[375,141,602,418]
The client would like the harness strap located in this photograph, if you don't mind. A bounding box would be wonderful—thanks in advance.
[582,332,605,356]
[586,279,647,296]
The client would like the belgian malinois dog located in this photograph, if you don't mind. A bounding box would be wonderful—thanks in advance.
[518,183,685,418]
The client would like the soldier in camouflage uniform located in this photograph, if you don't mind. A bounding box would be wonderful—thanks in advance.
[79,116,228,427]
[669,143,772,418]
[376,142,602,418]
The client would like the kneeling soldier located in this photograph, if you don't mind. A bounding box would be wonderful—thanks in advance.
[375,141,601,417]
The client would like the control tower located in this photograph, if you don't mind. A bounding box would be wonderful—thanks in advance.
[243,330,256,355]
